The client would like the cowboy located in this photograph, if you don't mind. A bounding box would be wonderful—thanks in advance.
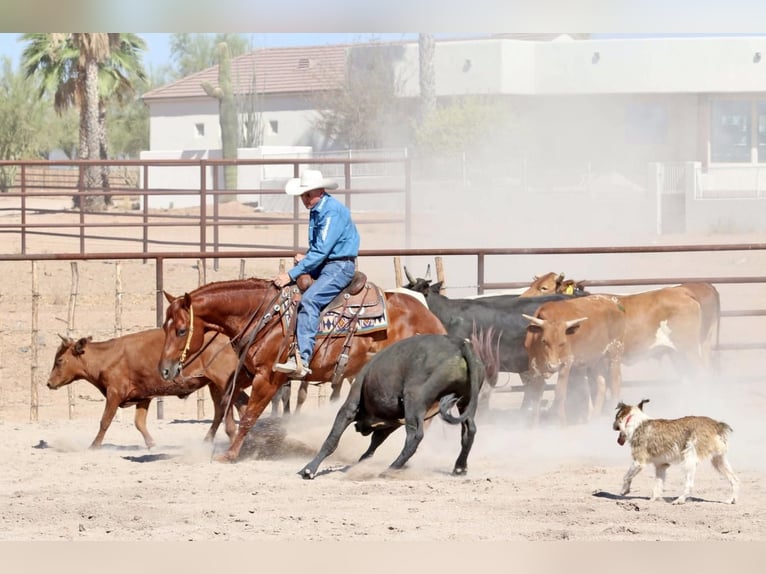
[273,169,360,378]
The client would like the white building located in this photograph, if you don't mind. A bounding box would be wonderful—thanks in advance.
[142,34,766,232]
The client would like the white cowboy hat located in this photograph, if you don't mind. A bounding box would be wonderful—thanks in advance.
[284,169,338,195]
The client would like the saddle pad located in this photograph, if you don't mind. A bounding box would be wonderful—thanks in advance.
[280,284,389,337]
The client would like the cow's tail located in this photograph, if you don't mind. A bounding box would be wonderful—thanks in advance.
[439,328,498,424]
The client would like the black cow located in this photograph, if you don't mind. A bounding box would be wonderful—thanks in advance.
[299,330,499,479]
[402,270,585,420]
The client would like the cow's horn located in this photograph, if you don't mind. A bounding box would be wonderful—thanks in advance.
[522,313,545,326]
[403,266,415,284]
[564,317,588,329]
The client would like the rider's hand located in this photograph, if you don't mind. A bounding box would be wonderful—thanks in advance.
[273,272,291,288]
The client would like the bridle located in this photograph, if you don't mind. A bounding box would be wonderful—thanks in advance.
[178,304,195,364]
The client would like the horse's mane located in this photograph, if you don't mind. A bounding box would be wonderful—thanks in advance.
[191,276,274,295]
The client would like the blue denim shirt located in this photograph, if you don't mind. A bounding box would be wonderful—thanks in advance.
[288,193,360,281]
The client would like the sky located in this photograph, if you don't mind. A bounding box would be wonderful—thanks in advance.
[0,33,435,72]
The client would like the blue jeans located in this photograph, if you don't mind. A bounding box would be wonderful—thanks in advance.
[296,259,356,365]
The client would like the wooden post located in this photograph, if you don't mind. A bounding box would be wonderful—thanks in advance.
[239,258,246,279]
[114,262,123,337]
[435,256,445,292]
[30,261,39,422]
[196,258,205,420]
[113,262,123,422]
[66,262,80,419]
[0,292,3,411]
[393,256,403,287]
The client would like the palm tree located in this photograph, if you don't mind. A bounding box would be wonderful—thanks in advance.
[418,34,436,125]
[21,33,146,209]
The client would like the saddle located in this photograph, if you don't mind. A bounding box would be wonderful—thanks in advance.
[290,270,388,335]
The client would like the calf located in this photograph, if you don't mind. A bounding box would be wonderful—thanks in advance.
[47,329,250,449]
[299,330,499,479]
[523,294,626,424]
[613,399,739,504]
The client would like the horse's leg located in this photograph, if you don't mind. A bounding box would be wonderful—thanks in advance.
[295,380,308,414]
[133,398,156,449]
[234,390,249,419]
[270,383,288,417]
[218,374,281,462]
[330,377,348,401]
[205,384,225,442]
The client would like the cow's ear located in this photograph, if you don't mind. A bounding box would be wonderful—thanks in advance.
[73,337,90,356]
[638,398,650,411]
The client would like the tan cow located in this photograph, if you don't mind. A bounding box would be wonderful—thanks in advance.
[522,271,720,376]
[523,294,626,425]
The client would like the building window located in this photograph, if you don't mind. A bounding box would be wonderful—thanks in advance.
[711,100,751,162]
[269,120,279,135]
[195,123,205,137]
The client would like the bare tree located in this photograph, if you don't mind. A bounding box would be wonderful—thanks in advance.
[313,44,410,150]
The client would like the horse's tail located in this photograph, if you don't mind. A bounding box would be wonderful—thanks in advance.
[439,331,492,424]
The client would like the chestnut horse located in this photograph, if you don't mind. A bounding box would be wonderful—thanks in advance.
[157,277,446,462]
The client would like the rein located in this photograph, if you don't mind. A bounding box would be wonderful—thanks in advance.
[219,287,285,425]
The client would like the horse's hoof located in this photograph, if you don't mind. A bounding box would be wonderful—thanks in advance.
[214,453,235,463]
[452,467,467,476]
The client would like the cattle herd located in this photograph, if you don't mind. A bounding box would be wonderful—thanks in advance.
[44,268,734,502]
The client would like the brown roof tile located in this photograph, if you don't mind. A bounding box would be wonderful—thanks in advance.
[143,44,348,101]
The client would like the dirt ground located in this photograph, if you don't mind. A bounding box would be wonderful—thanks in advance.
[2,198,766,543]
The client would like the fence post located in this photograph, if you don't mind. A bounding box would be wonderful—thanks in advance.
[155,257,165,420]
[113,261,123,423]
[196,259,206,420]
[30,261,39,422]
[66,261,80,419]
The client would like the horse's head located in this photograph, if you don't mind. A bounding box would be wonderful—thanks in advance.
[158,290,205,380]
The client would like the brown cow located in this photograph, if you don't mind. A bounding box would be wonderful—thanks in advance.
[521,271,720,374]
[47,329,250,449]
[523,294,626,424]
[618,285,710,377]
[519,272,587,298]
